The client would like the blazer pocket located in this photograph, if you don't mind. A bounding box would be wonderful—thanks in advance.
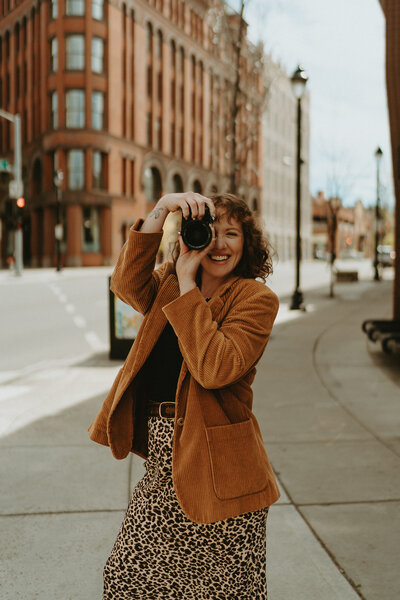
[205,418,269,501]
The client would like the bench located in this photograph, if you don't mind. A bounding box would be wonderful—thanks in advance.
[335,270,358,282]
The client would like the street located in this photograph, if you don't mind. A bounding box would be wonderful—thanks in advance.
[0,260,398,599]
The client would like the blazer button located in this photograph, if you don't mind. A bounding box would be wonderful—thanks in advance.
[177,417,184,427]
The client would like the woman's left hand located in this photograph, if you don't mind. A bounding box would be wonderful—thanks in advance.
[176,229,215,296]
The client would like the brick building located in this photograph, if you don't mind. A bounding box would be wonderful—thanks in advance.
[379,0,400,318]
[312,191,373,259]
[0,0,263,268]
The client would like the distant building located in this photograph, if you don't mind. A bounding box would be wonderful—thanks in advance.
[262,55,312,263]
[0,0,263,268]
[312,191,373,258]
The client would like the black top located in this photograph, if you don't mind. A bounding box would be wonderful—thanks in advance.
[141,321,183,403]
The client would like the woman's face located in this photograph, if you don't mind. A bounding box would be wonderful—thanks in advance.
[200,211,244,282]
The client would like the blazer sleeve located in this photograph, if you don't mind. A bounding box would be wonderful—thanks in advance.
[110,218,166,315]
[162,284,279,389]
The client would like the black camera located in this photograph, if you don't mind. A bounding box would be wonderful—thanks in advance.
[181,207,214,250]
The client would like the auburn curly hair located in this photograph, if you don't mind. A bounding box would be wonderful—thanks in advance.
[172,193,274,282]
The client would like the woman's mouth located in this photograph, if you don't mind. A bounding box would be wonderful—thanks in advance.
[208,255,230,263]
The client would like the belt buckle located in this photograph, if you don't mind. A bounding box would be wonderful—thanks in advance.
[158,402,175,420]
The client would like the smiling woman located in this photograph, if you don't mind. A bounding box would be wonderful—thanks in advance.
[173,193,274,298]
[89,191,280,600]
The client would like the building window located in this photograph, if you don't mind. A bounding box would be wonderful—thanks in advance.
[67,149,85,190]
[92,91,104,130]
[92,151,106,189]
[50,91,58,128]
[51,0,58,19]
[92,0,104,20]
[66,89,85,128]
[65,35,85,70]
[66,0,85,16]
[91,37,105,73]
[82,206,100,252]
[50,37,58,72]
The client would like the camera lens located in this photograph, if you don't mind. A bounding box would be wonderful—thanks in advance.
[182,220,212,250]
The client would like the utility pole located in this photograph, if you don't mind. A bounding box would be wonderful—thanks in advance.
[0,109,23,276]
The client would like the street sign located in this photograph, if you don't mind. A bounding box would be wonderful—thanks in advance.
[9,180,24,199]
[0,158,11,172]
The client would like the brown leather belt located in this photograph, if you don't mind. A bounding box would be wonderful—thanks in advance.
[148,401,175,419]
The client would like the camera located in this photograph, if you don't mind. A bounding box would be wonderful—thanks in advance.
[181,206,215,250]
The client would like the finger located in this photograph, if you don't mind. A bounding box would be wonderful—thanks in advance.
[178,199,191,219]
[202,196,216,220]
[186,196,199,219]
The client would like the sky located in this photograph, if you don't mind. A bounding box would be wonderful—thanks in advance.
[228,0,392,209]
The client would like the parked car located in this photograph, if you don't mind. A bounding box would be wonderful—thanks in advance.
[377,245,395,267]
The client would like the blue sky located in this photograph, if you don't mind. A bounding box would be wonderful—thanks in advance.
[228,0,392,208]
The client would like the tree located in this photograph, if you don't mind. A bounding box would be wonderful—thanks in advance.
[206,0,266,197]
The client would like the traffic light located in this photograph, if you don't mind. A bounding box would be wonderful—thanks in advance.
[16,196,25,209]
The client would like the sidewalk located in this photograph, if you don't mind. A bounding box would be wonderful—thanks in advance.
[0,274,399,599]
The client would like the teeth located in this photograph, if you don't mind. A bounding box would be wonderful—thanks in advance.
[210,255,229,261]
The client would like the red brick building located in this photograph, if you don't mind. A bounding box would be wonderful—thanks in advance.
[379,0,400,318]
[0,0,262,267]
[312,191,373,259]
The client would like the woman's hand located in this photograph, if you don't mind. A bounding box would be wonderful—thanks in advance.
[141,192,215,234]
[176,229,216,296]
[158,192,216,220]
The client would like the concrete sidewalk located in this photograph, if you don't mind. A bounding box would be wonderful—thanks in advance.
[1,276,399,599]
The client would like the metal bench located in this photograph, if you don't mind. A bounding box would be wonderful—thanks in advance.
[335,271,358,282]
[361,319,400,354]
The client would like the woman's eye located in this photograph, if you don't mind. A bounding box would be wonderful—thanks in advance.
[227,232,237,237]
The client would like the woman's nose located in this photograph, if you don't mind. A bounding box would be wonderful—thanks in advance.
[215,233,227,248]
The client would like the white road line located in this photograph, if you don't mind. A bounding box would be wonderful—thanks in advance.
[85,331,108,352]
[73,315,87,328]
[65,304,76,314]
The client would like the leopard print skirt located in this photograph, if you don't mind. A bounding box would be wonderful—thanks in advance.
[103,416,269,599]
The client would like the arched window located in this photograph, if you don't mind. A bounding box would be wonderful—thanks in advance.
[172,173,183,193]
[192,180,202,194]
[15,22,20,53]
[156,29,163,59]
[147,22,153,53]
[144,166,162,203]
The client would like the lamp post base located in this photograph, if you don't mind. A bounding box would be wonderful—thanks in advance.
[290,289,306,311]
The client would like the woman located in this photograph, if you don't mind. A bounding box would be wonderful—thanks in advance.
[88,192,280,600]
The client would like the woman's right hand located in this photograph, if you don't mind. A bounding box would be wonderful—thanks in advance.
[157,192,216,220]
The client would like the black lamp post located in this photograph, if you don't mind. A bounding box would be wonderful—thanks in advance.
[290,65,308,310]
[54,168,64,272]
[328,196,341,298]
[373,146,383,281]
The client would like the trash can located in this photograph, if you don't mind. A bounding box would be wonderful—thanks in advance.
[109,276,144,360]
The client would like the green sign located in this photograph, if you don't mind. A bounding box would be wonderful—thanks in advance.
[0,158,10,172]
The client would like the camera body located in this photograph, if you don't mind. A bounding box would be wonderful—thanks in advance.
[181,207,214,250]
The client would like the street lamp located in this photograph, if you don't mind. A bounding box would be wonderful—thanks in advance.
[54,168,64,272]
[373,146,383,281]
[290,65,308,310]
[328,196,341,297]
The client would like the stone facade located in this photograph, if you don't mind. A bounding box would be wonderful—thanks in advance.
[262,55,312,263]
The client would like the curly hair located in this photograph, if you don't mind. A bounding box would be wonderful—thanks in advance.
[171,193,274,282]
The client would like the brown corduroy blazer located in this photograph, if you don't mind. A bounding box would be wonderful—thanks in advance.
[88,219,281,523]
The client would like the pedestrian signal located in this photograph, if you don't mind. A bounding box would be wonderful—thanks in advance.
[16,197,25,208]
